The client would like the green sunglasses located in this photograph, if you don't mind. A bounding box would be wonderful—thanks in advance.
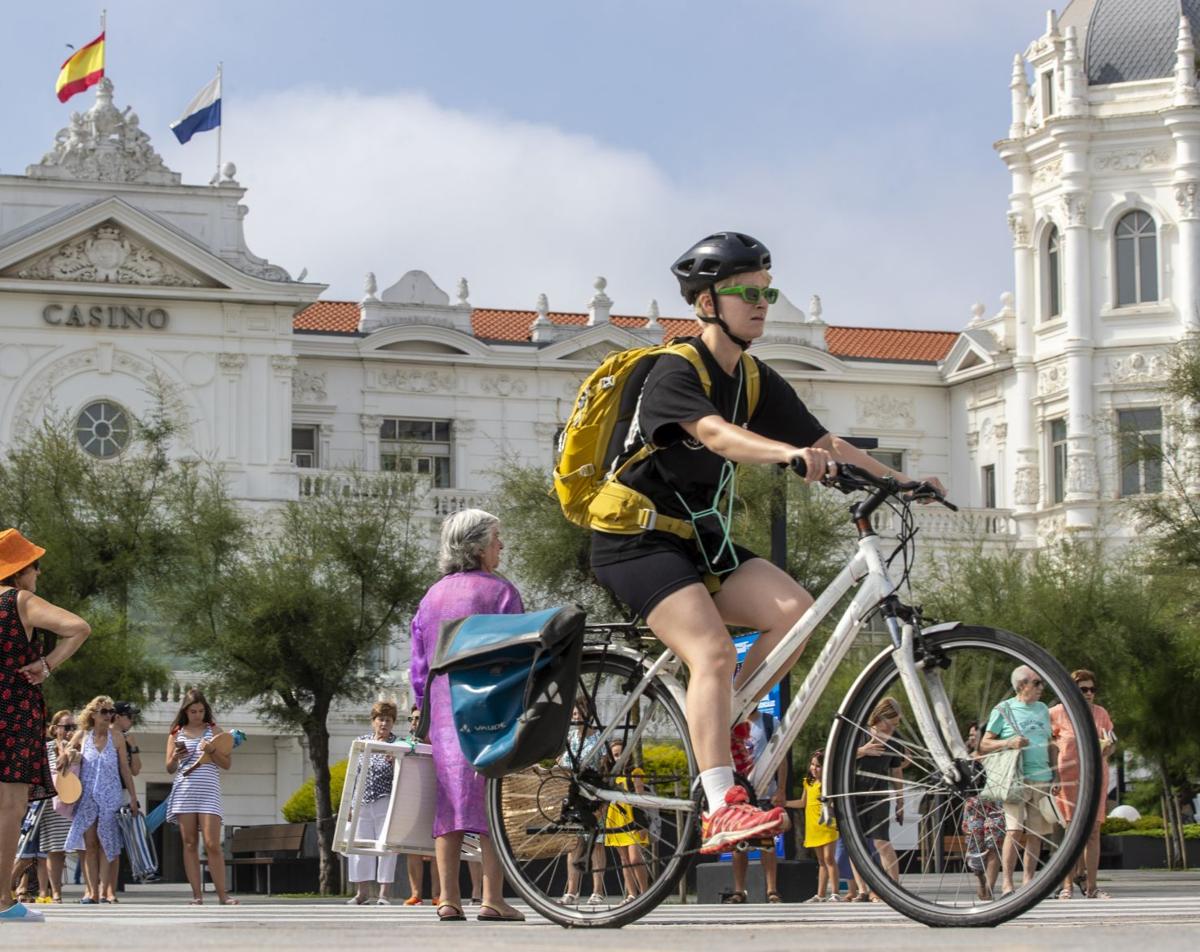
[715,285,779,305]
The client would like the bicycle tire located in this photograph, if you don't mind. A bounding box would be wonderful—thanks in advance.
[486,649,699,928]
[829,624,1100,927]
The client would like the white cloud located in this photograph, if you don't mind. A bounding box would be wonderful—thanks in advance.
[160,86,1007,331]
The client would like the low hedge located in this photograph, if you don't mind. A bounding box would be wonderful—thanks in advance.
[282,759,349,823]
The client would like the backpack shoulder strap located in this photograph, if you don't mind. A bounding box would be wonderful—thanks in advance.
[663,340,713,397]
[741,353,761,417]
[664,341,761,420]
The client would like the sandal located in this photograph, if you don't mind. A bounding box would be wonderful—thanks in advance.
[559,893,578,904]
[1085,888,1112,899]
[723,890,748,904]
[403,895,423,906]
[477,903,525,922]
[805,894,825,903]
[1056,887,1073,901]
[852,893,872,903]
[767,891,783,904]
[219,897,240,906]
[437,902,466,922]
[188,898,204,906]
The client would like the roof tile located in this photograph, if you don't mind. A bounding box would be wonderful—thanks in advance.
[293,302,957,363]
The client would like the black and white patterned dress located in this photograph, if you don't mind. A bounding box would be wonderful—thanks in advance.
[167,725,223,821]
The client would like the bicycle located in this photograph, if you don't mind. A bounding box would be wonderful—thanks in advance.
[486,461,1100,927]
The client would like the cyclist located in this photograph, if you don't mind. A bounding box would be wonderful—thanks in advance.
[590,231,945,853]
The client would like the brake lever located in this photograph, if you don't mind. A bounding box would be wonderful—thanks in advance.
[904,488,959,512]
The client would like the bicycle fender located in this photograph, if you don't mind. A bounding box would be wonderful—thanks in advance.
[819,620,964,824]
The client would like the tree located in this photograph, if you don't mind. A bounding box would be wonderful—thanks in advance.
[0,398,188,710]
[921,539,1200,867]
[165,470,434,894]
[488,459,623,617]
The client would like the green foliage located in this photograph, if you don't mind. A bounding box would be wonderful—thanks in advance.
[642,743,690,798]
[282,760,348,823]
[487,458,622,617]
[1100,817,1133,835]
[0,396,187,706]
[1125,779,1165,818]
[733,465,856,593]
[920,539,1200,773]
[1133,815,1166,831]
[164,469,434,733]
[163,467,435,894]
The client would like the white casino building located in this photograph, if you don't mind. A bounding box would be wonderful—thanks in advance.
[0,0,1185,825]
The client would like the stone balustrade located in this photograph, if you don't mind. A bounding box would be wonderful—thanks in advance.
[871,506,1017,541]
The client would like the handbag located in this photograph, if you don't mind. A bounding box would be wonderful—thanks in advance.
[1037,789,1064,828]
[52,756,81,820]
[980,702,1024,804]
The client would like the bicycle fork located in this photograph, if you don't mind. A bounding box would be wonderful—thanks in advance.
[887,619,967,785]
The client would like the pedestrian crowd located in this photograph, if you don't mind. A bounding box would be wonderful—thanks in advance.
[1,529,236,922]
[4,512,1126,921]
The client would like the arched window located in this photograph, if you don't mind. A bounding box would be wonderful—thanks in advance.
[1115,210,1157,306]
[1045,226,1061,320]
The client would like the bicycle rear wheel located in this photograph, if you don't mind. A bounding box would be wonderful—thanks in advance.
[829,625,1099,927]
[486,649,698,927]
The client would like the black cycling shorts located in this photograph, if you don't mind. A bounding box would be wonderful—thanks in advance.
[591,532,758,621]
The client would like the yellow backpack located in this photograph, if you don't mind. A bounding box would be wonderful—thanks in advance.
[553,341,760,539]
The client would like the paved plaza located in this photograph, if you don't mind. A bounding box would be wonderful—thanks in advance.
[8,871,1198,951]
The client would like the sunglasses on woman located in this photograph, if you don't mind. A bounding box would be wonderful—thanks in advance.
[1078,684,1096,694]
[59,723,77,731]
[98,708,116,716]
[715,284,780,305]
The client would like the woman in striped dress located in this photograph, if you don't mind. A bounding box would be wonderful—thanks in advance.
[41,710,77,901]
[166,689,236,906]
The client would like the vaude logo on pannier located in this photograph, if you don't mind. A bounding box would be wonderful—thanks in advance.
[459,720,511,734]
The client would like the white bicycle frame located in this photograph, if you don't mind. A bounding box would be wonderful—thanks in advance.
[574,533,969,814]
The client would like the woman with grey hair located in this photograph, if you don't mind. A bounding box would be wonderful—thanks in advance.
[979,664,1057,897]
[409,509,525,922]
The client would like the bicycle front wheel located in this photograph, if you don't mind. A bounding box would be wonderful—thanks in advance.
[829,625,1100,927]
[486,649,698,927]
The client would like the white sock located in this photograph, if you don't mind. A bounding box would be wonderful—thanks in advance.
[700,766,736,811]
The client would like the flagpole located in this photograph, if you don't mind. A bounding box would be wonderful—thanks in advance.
[215,62,223,185]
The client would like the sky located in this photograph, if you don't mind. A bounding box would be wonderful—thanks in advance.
[0,0,1058,330]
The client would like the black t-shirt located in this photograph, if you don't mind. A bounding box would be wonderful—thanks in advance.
[591,337,827,566]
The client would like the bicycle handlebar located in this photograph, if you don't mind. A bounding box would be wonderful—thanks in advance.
[788,458,958,512]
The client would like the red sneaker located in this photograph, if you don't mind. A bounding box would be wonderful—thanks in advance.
[700,786,789,854]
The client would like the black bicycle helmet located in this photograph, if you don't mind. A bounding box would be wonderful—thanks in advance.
[671,232,772,304]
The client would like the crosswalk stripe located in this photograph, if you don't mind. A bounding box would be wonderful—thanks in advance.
[33,895,1200,928]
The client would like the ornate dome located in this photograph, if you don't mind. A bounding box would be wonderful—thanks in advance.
[1085,0,1200,85]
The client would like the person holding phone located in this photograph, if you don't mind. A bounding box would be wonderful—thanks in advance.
[166,689,236,906]
[1050,670,1115,900]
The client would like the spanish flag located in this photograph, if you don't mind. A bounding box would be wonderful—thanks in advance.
[56,32,105,103]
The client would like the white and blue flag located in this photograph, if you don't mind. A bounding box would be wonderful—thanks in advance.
[170,73,222,145]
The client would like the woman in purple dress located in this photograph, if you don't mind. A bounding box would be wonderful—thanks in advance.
[410,509,525,923]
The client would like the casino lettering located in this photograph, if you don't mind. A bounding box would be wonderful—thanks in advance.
[42,303,169,330]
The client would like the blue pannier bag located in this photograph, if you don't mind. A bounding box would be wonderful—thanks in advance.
[424,605,586,779]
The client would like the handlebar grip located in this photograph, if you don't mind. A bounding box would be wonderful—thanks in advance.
[788,457,807,478]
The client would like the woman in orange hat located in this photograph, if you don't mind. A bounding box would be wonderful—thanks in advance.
[0,529,91,923]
